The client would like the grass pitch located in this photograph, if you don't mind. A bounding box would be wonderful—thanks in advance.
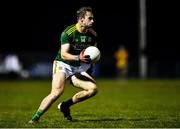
[0,79,180,128]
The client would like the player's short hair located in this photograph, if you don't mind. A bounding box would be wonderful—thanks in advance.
[77,6,93,20]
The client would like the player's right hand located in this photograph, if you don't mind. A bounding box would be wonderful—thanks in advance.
[78,49,91,64]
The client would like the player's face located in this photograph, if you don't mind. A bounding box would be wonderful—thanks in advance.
[82,11,94,28]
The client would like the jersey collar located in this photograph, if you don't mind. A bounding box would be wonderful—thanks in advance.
[76,24,88,33]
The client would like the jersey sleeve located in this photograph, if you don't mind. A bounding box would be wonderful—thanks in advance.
[60,32,70,44]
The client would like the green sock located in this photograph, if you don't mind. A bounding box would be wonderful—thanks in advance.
[32,110,43,121]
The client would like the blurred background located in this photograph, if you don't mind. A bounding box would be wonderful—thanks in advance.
[0,0,179,80]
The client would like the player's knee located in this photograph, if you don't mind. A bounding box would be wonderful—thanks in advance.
[50,91,62,101]
[71,76,78,86]
[87,83,98,96]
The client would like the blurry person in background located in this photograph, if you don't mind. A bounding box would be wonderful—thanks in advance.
[29,6,98,124]
[3,53,29,79]
[114,45,129,80]
[4,54,22,75]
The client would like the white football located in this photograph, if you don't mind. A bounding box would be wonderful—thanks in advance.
[84,46,101,63]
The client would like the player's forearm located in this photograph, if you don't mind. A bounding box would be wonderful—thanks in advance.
[61,52,79,61]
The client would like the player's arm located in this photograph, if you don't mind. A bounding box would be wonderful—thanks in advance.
[60,31,79,61]
[61,43,79,61]
[61,43,90,63]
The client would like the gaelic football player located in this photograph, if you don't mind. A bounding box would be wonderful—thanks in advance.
[29,6,98,123]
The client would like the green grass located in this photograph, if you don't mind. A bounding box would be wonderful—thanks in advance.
[0,79,180,128]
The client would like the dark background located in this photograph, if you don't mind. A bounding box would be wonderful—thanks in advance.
[1,0,180,78]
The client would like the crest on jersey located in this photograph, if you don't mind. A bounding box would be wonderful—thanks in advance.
[80,36,86,42]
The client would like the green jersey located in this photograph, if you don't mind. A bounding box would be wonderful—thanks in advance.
[55,24,97,66]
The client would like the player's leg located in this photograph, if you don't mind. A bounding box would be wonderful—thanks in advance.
[71,72,98,103]
[29,72,66,124]
[58,72,97,120]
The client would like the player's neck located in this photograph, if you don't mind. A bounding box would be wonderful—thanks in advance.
[76,23,88,33]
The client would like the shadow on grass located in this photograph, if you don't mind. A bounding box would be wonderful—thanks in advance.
[72,117,157,122]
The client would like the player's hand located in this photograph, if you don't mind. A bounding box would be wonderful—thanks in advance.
[78,49,91,64]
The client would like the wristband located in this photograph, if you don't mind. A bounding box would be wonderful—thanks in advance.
[75,55,80,61]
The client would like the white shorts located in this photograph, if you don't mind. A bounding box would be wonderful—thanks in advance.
[53,60,91,78]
